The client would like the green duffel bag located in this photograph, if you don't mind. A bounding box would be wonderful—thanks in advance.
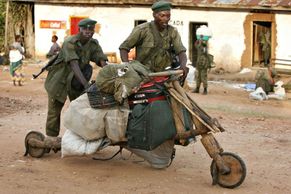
[126,100,177,151]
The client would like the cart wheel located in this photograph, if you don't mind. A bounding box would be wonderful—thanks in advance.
[24,131,46,158]
[210,152,246,189]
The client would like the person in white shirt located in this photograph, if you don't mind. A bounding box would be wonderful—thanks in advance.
[9,45,25,86]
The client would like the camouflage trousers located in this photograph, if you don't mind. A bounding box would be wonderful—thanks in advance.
[46,89,83,137]
[256,78,273,94]
[195,68,208,88]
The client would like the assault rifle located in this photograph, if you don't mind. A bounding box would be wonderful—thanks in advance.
[32,54,58,79]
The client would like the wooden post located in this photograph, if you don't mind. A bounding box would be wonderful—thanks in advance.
[4,0,10,51]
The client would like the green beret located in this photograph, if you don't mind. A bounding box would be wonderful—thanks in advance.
[78,18,97,28]
[151,1,172,12]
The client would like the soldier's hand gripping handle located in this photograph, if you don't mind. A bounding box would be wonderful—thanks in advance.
[70,60,89,89]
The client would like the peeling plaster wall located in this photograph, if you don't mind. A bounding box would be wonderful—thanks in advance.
[171,9,248,72]
[35,4,247,72]
[34,5,153,58]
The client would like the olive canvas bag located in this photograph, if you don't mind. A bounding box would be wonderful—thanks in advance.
[126,100,177,151]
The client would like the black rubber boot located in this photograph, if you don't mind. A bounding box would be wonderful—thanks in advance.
[193,87,200,93]
[203,88,207,95]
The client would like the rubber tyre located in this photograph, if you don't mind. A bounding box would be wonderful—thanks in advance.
[210,152,246,189]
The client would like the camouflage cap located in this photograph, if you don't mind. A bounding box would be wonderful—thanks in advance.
[151,1,172,12]
[78,18,97,28]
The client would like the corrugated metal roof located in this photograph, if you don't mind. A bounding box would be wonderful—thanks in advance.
[187,0,291,10]
[12,0,291,11]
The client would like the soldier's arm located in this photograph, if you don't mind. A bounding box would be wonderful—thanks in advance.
[90,40,108,67]
[69,60,89,89]
[178,51,188,79]
[120,49,129,63]
[119,26,143,62]
[171,28,188,78]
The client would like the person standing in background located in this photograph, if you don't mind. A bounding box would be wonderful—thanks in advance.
[260,30,271,67]
[10,35,25,86]
[12,35,25,55]
[9,45,25,86]
[193,36,213,95]
[46,35,61,59]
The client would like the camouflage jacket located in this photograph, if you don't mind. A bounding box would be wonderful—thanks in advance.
[45,34,107,102]
[119,21,186,72]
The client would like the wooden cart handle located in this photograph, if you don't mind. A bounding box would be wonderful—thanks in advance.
[148,70,183,77]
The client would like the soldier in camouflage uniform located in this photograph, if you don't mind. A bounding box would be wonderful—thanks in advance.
[44,18,107,139]
[255,65,277,94]
[119,2,188,79]
[260,30,271,67]
[119,0,187,169]
[193,38,212,95]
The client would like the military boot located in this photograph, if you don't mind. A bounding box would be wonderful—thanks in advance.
[192,87,200,93]
[203,88,207,95]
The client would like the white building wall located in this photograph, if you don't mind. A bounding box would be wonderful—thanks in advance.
[34,4,290,72]
[171,9,248,72]
[275,14,291,60]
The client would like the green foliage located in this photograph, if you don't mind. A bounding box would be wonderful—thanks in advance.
[10,2,27,26]
[0,1,28,52]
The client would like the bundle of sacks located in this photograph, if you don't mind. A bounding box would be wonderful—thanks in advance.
[249,80,286,101]
[62,61,150,157]
[196,25,213,41]
[249,87,268,101]
[95,60,150,103]
[268,80,286,100]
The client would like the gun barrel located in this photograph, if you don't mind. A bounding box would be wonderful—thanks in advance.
[32,69,44,79]
[32,54,59,79]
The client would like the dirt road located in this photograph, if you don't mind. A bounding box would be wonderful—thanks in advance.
[1,63,291,194]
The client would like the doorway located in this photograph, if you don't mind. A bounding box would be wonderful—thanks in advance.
[189,22,208,67]
[134,20,147,27]
[252,21,272,66]
[70,16,87,35]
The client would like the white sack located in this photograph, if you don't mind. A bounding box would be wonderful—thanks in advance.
[268,80,286,100]
[61,129,110,157]
[249,87,268,101]
[105,108,130,143]
[63,93,107,140]
[196,25,213,37]
[185,64,195,88]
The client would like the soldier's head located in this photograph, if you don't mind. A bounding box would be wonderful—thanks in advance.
[78,18,97,43]
[51,35,58,43]
[152,1,171,31]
